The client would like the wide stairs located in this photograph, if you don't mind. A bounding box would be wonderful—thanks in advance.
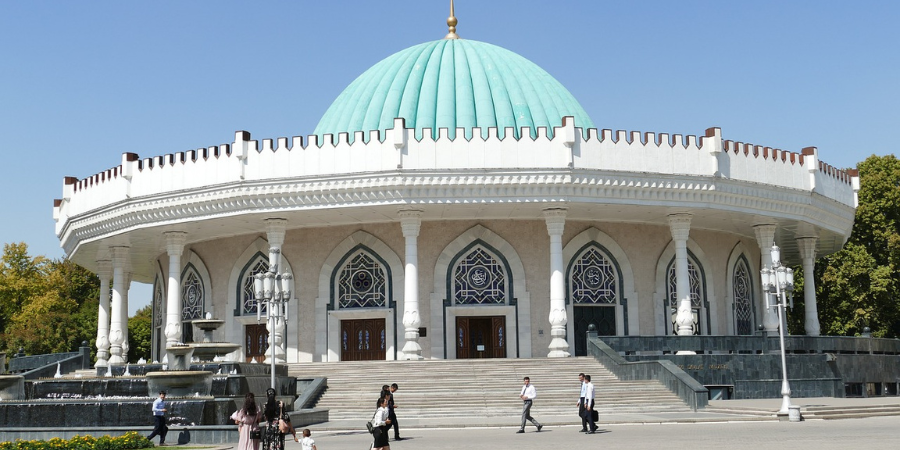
[287,357,692,428]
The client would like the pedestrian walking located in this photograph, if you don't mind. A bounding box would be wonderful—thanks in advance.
[387,383,402,440]
[583,374,597,434]
[372,396,392,450]
[576,372,588,432]
[146,390,168,446]
[517,376,543,433]
[231,392,262,450]
[298,429,317,450]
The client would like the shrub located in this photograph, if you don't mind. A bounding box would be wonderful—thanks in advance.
[0,432,153,450]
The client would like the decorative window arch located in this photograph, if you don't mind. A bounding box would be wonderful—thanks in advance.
[568,244,620,305]
[236,251,269,316]
[152,273,165,361]
[181,264,205,321]
[334,248,388,309]
[449,242,510,305]
[665,252,709,335]
[733,255,755,335]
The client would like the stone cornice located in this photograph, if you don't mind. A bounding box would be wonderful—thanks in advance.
[58,169,856,256]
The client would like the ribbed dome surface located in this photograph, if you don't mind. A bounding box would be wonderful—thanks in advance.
[314,39,594,143]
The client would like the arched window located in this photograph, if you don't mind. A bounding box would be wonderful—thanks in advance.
[337,251,387,308]
[181,266,204,321]
[452,245,508,305]
[570,246,619,305]
[152,276,164,361]
[666,254,707,335]
[238,253,269,315]
[733,257,754,335]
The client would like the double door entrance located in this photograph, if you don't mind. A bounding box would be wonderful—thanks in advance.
[456,316,507,358]
[341,318,387,361]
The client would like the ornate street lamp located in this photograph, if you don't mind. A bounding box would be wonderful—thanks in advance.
[760,243,794,416]
[253,249,292,390]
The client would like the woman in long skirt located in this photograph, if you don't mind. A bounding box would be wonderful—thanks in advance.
[231,392,261,450]
[262,388,297,450]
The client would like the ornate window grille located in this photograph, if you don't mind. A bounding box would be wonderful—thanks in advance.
[733,258,754,335]
[241,256,269,315]
[570,247,618,304]
[337,252,386,308]
[181,268,204,321]
[153,278,164,328]
[453,247,506,305]
[667,256,705,335]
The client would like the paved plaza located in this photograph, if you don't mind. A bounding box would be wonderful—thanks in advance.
[277,416,899,450]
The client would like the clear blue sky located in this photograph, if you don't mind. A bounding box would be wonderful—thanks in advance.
[2,1,898,315]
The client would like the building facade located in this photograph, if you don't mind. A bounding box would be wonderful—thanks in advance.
[53,14,858,366]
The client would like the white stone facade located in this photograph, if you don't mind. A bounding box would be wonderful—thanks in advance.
[54,118,858,363]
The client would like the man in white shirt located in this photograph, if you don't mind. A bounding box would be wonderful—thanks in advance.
[146,390,168,445]
[584,374,597,433]
[576,372,588,432]
[517,376,543,433]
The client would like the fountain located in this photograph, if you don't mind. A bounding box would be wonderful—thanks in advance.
[0,321,305,444]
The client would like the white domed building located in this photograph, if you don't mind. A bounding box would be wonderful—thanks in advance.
[54,10,858,366]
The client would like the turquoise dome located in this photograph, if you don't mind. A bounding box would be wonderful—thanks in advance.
[314,39,594,143]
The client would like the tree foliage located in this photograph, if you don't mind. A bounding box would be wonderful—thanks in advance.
[128,305,153,362]
[792,155,900,337]
[0,243,100,355]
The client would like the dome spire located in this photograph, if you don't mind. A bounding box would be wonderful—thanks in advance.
[445,0,459,39]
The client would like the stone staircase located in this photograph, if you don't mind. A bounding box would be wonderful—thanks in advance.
[287,357,691,425]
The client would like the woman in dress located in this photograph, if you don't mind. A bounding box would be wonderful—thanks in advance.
[231,392,261,450]
[372,396,391,450]
[262,388,297,450]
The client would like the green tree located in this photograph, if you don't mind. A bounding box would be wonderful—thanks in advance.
[128,305,153,362]
[0,244,100,354]
[793,155,900,337]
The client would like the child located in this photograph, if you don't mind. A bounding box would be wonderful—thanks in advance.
[299,428,317,450]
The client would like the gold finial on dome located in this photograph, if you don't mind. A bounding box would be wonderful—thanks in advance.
[445,0,459,39]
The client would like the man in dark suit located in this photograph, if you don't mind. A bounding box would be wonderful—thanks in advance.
[387,383,402,440]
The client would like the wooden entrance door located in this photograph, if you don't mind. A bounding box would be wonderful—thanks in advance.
[341,319,387,361]
[572,305,616,356]
[456,316,507,358]
[245,323,268,363]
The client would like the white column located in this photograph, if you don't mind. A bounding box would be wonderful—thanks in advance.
[107,246,129,365]
[94,260,112,368]
[797,237,820,336]
[754,224,780,334]
[121,272,131,361]
[164,231,187,347]
[545,208,570,357]
[265,218,287,364]
[668,214,695,344]
[400,210,423,360]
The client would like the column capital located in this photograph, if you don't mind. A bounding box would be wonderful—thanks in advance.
[265,218,288,247]
[110,246,130,265]
[399,209,423,237]
[797,237,818,260]
[667,214,692,241]
[96,260,112,280]
[543,208,567,236]
[164,231,187,255]
[753,224,776,248]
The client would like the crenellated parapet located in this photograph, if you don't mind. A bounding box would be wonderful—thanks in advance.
[54,117,859,238]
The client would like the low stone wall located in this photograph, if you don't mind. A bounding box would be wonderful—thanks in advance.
[598,335,900,399]
[587,337,708,411]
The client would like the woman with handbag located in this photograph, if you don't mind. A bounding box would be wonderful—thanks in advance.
[372,396,391,450]
[231,392,261,450]
[262,388,298,450]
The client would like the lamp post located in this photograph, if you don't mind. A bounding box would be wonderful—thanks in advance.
[760,243,794,415]
[253,249,292,391]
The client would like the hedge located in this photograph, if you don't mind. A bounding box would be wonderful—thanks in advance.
[0,432,154,450]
